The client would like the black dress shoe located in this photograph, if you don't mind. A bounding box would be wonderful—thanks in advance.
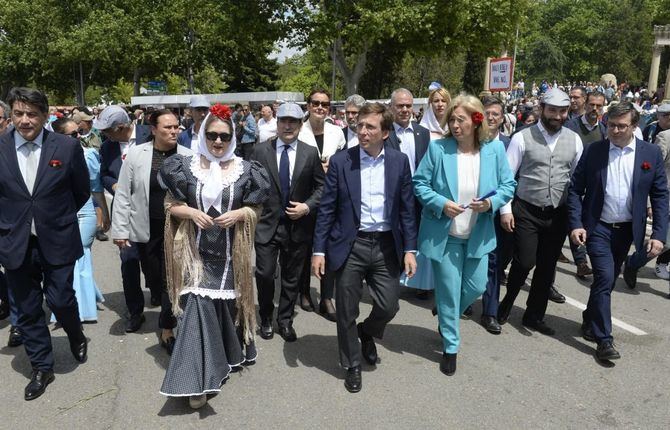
[344,366,362,393]
[259,318,274,340]
[278,323,297,342]
[596,341,621,361]
[69,337,88,363]
[549,286,566,304]
[440,353,457,376]
[357,323,378,365]
[581,321,596,342]
[623,257,637,289]
[8,325,23,347]
[522,318,555,336]
[319,299,337,322]
[557,251,570,263]
[461,305,473,319]
[125,313,145,333]
[481,315,502,334]
[299,293,316,312]
[95,230,109,241]
[150,296,161,307]
[0,300,9,320]
[160,336,176,355]
[497,298,513,325]
[25,370,55,401]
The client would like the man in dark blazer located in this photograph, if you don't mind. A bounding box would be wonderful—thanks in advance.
[176,95,209,150]
[568,101,669,362]
[385,88,430,176]
[0,87,90,400]
[96,106,157,332]
[312,102,417,393]
[251,102,325,342]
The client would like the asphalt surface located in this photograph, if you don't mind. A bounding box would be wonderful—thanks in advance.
[1,239,669,429]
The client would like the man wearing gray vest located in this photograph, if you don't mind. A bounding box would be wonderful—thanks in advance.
[498,88,584,335]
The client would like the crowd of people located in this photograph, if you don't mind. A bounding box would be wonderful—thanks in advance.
[0,82,669,410]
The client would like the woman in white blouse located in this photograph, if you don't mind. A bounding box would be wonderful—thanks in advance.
[413,95,516,376]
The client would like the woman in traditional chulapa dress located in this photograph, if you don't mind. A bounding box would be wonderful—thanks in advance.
[159,104,270,409]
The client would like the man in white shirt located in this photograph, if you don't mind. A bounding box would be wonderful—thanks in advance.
[177,95,209,150]
[343,94,365,149]
[257,104,277,143]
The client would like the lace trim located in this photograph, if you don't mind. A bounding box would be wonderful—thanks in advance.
[180,288,238,300]
[189,156,244,187]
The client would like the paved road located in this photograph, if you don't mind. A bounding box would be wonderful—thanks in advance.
[1,239,669,429]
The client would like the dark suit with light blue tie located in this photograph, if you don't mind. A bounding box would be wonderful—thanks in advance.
[568,138,668,344]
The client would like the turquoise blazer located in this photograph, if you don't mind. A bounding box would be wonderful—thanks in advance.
[413,137,516,261]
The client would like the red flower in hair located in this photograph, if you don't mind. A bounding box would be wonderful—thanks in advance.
[471,111,484,125]
[641,161,651,171]
[210,103,232,121]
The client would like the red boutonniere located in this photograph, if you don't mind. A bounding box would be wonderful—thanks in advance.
[48,159,62,168]
[471,111,484,126]
[641,161,651,171]
[210,103,232,121]
[122,154,127,161]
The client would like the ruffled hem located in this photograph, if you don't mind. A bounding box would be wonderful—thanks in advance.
[179,288,237,300]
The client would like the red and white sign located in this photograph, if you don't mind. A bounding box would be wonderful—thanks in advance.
[489,57,514,92]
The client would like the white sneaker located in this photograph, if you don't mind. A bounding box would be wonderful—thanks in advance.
[654,263,670,280]
[189,394,207,409]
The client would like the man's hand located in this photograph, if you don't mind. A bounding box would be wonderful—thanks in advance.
[570,228,587,246]
[443,200,465,218]
[646,238,664,258]
[213,210,240,229]
[113,239,132,249]
[647,207,653,219]
[312,255,326,280]
[404,252,417,278]
[286,201,310,220]
[112,183,118,192]
[190,208,214,229]
[501,213,515,232]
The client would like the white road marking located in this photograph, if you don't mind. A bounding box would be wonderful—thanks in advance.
[564,296,648,336]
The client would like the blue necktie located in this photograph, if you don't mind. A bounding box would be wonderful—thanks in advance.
[279,144,290,215]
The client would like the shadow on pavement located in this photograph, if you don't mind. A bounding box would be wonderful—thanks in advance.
[158,396,218,417]
[282,333,342,378]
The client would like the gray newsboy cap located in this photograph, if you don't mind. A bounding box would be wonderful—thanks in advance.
[658,103,670,114]
[542,88,570,107]
[93,105,130,130]
[276,102,304,119]
[189,95,210,108]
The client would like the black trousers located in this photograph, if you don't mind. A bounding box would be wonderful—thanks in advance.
[5,236,84,371]
[298,250,335,300]
[482,213,513,317]
[255,222,310,326]
[121,218,175,329]
[502,199,568,322]
[335,232,401,369]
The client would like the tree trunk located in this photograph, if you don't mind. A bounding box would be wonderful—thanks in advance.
[133,68,141,97]
[332,37,368,96]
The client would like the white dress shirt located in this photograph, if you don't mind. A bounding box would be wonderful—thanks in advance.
[258,117,278,142]
[15,129,44,189]
[600,138,636,223]
[346,127,359,149]
[275,138,298,184]
[394,122,417,175]
[360,147,389,232]
[190,130,200,152]
[120,126,137,160]
[501,121,584,214]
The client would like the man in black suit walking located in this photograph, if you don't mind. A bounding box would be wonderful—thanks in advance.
[251,103,325,342]
[0,87,90,400]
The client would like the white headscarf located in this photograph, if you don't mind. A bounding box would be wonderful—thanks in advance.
[195,110,237,212]
[420,104,446,135]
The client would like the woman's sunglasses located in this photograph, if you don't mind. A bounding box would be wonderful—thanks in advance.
[205,132,232,142]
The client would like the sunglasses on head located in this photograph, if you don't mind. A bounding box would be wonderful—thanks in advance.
[205,132,232,142]
[310,100,331,108]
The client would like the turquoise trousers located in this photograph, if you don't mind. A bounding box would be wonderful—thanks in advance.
[432,236,488,354]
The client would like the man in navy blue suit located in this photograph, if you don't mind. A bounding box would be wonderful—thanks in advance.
[568,101,669,362]
[0,87,90,400]
[312,102,417,393]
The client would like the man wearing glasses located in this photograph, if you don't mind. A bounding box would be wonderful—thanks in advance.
[569,102,668,361]
[96,106,156,332]
[177,95,210,151]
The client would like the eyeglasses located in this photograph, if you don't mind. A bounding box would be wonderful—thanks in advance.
[205,132,232,142]
[310,100,331,108]
[607,122,631,131]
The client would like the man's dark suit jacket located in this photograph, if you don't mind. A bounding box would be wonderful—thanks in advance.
[384,121,430,171]
[177,125,195,149]
[251,138,325,245]
[0,130,90,270]
[100,124,152,194]
[568,138,669,252]
[313,145,417,272]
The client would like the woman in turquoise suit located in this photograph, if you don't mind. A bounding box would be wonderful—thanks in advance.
[51,118,109,322]
[413,95,516,376]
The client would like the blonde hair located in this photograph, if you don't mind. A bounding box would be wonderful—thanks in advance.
[428,87,451,130]
[444,94,490,148]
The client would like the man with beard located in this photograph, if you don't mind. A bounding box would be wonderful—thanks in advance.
[343,94,365,149]
[498,89,584,335]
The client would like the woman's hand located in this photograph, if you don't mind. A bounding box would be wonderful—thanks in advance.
[469,198,491,213]
[443,200,465,218]
[190,208,214,229]
[213,209,241,229]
